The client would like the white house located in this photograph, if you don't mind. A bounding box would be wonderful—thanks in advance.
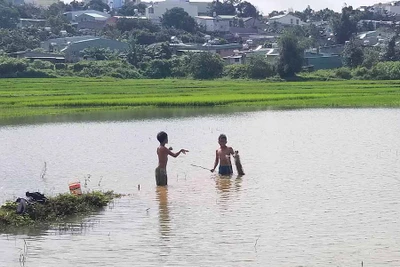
[63,10,110,22]
[268,14,306,26]
[195,16,230,32]
[145,0,198,22]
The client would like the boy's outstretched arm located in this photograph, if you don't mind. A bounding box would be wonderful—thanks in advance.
[168,148,189,158]
[211,150,219,172]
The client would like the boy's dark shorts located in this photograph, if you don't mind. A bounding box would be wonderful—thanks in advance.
[155,167,167,186]
[219,165,233,176]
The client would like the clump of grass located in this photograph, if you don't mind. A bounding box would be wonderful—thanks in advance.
[0,191,120,228]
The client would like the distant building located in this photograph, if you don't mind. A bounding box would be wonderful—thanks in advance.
[42,37,129,62]
[76,12,109,23]
[60,38,129,62]
[172,42,242,57]
[23,0,58,7]
[18,18,47,28]
[63,10,110,23]
[9,51,65,63]
[195,16,230,32]
[268,14,306,26]
[145,0,198,22]
[304,51,342,70]
[223,54,245,65]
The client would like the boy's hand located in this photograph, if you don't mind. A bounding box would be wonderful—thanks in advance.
[210,168,215,173]
[180,149,189,154]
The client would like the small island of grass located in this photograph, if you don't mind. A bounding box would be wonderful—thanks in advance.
[0,191,120,228]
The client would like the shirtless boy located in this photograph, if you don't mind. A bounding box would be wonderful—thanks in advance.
[210,134,235,176]
[156,131,188,186]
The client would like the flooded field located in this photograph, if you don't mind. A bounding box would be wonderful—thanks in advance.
[1,108,399,266]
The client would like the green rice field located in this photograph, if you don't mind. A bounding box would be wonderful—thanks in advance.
[1,78,400,119]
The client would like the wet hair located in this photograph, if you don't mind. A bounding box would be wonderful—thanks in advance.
[157,131,168,143]
[218,134,227,141]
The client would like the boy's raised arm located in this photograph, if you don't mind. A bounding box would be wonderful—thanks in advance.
[168,148,188,158]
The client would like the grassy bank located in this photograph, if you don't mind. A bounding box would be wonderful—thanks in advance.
[1,78,400,119]
[0,191,119,228]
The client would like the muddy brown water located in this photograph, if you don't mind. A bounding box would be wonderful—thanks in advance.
[0,108,399,266]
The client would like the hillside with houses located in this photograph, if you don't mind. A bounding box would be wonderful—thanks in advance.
[2,0,400,79]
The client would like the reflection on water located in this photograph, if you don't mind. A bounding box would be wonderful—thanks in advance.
[156,186,170,240]
[0,106,268,127]
[215,175,243,211]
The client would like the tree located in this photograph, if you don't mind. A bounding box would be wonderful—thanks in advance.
[342,38,364,68]
[144,59,172,78]
[67,0,85,11]
[188,52,224,79]
[0,29,41,53]
[362,47,380,68]
[236,1,258,18]
[277,32,304,78]
[382,36,399,61]
[45,2,67,18]
[145,42,172,60]
[118,2,146,16]
[126,42,145,67]
[161,7,196,33]
[0,1,20,29]
[331,6,358,44]
[210,0,236,16]
[247,56,275,79]
[85,0,110,12]
[268,10,284,18]
[15,3,44,19]
[313,8,336,21]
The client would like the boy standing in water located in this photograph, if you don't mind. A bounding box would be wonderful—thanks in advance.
[211,134,235,176]
[156,131,188,186]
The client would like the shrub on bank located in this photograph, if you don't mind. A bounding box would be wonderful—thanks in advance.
[223,64,249,79]
[0,191,119,227]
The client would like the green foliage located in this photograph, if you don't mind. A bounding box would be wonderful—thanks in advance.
[352,66,370,79]
[0,191,118,227]
[116,18,159,33]
[342,39,364,68]
[71,60,138,78]
[382,36,400,61]
[247,56,275,79]
[361,47,380,69]
[169,55,190,77]
[0,29,41,53]
[236,1,258,18]
[30,60,55,70]
[161,7,197,33]
[334,67,352,79]
[0,1,20,29]
[371,61,400,80]
[81,47,119,61]
[188,52,224,79]
[118,2,147,16]
[210,0,236,16]
[85,0,110,12]
[223,64,249,79]
[277,32,304,78]
[331,6,358,44]
[0,56,28,77]
[145,42,172,60]
[143,59,172,78]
